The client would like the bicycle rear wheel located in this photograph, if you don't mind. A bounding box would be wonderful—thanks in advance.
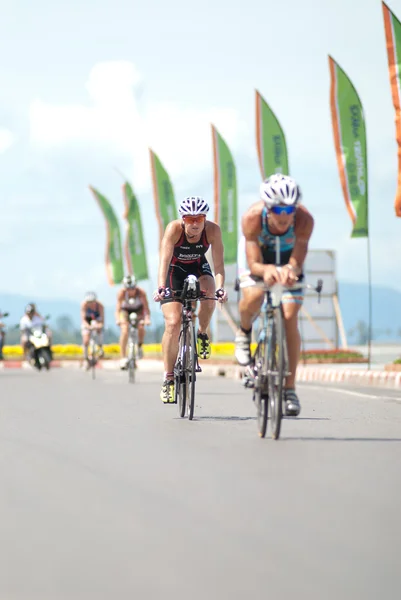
[268,307,284,440]
[187,324,196,420]
[253,338,268,438]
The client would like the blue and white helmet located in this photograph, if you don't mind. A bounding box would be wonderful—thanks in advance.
[260,174,302,208]
[178,196,210,216]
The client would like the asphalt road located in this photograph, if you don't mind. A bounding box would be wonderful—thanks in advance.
[0,368,400,600]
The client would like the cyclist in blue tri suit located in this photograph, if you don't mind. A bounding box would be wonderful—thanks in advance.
[80,292,105,369]
[235,174,314,416]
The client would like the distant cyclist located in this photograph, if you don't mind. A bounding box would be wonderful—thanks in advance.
[80,292,104,369]
[235,174,314,416]
[153,196,227,404]
[116,275,151,370]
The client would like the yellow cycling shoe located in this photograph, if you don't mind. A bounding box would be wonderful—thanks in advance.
[160,379,175,403]
[197,333,211,359]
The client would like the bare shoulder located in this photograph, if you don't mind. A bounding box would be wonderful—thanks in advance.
[242,201,264,239]
[164,220,183,241]
[243,200,264,219]
[295,205,314,238]
[116,288,124,300]
[205,220,221,242]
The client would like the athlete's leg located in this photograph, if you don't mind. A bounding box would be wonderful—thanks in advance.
[160,301,182,403]
[282,289,304,416]
[119,311,129,358]
[195,275,215,359]
[197,275,215,333]
[161,302,182,374]
[235,287,264,365]
[81,327,90,360]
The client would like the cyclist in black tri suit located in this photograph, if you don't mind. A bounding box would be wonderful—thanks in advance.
[153,196,228,404]
[80,292,105,369]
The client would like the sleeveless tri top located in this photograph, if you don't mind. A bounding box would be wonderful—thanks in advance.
[258,206,296,266]
[171,228,210,264]
[121,290,144,312]
[85,302,100,321]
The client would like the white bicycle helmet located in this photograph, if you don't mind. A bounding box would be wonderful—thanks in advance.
[178,196,210,216]
[123,274,136,289]
[260,174,302,207]
[85,292,97,302]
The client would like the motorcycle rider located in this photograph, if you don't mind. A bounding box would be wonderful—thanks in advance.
[0,310,8,360]
[19,304,53,361]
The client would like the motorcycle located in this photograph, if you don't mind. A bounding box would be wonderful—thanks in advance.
[0,312,9,360]
[26,317,52,370]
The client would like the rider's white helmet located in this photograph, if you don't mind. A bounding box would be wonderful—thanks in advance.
[178,196,210,216]
[25,303,35,314]
[260,174,302,208]
[85,292,97,302]
[123,274,136,289]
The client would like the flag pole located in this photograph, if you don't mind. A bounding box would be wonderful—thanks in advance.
[367,235,373,369]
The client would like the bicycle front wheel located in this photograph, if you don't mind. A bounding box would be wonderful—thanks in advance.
[268,307,284,440]
[187,325,196,420]
[128,339,136,384]
[89,338,96,380]
[175,328,187,417]
[253,338,268,438]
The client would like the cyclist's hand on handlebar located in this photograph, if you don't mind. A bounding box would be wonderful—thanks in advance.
[263,265,281,287]
[280,264,298,286]
[153,286,170,302]
[215,288,228,303]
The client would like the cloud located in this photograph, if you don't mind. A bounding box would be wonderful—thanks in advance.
[29,61,251,193]
[0,128,15,153]
[2,57,399,303]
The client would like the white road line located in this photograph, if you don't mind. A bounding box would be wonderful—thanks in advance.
[300,383,401,402]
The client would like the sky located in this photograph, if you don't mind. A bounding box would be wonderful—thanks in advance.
[0,0,400,309]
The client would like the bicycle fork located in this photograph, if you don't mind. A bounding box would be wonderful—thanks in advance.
[175,319,202,384]
[265,312,291,380]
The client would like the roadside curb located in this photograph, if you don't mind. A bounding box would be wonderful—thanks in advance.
[1,360,401,388]
[296,366,401,389]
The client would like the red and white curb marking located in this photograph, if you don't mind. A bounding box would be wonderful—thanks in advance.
[0,360,170,372]
[1,361,401,389]
[296,367,401,389]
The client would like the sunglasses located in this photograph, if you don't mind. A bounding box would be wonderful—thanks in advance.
[183,215,206,224]
[271,205,296,215]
